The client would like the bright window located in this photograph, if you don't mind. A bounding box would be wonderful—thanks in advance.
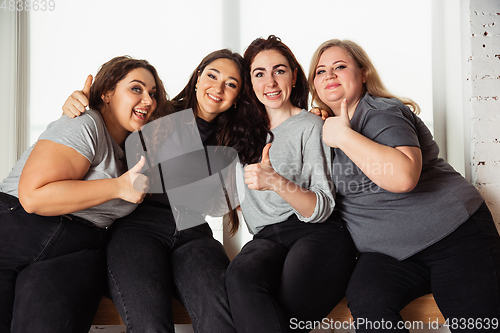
[28,0,433,143]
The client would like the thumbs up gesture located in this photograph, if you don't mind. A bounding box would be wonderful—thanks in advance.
[244,143,282,192]
[62,75,93,118]
[323,98,352,148]
[117,156,150,203]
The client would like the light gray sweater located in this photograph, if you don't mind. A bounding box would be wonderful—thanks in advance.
[237,110,335,234]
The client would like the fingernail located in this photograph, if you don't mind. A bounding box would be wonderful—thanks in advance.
[343,99,347,104]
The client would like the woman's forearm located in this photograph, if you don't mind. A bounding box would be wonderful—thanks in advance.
[18,140,147,216]
[19,178,121,216]
[272,175,317,218]
[335,129,422,193]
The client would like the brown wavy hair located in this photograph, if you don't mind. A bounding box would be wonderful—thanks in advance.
[89,56,173,120]
[171,49,271,166]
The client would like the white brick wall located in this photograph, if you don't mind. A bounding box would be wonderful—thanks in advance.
[469,0,500,227]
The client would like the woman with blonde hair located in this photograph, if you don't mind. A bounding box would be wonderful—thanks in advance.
[309,39,419,118]
[309,39,500,332]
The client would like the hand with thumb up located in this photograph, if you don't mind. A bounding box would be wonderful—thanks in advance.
[244,143,283,192]
[323,98,353,148]
[117,156,149,203]
[62,75,93,118]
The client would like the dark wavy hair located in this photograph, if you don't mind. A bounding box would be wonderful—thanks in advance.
[171,49,270,166]
[89,56,173,120]
[170,49,271,235]
[243,35,309,125]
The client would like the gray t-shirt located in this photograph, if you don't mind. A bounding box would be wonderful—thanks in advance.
[237,110,335,234]
[333,93,484,260]
[0,110,137,228]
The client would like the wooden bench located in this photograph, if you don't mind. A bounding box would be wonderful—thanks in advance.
[92,297,191,325]
[326,294,444,323]
[92,293,444,326]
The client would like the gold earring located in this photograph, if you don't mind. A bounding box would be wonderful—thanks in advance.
[292,85,296,88]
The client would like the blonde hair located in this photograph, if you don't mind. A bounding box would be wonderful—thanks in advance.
[308,39,420,114]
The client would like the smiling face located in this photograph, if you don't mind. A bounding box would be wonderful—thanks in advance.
[102,67,157,144]
[195,58,242,122]
[313,46,366,113]
[250,50,297,112]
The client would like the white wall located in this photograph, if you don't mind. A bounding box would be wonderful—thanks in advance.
[27,0,434,145]
[0,11,29,182]
[467,0,500,226]
[0,11,18,181]
[239,0,433,127]
[28,0,226,143]
[432,0,469,177]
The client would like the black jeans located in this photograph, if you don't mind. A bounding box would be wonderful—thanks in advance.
[106,200,236,333]
[225,213,357,333]
[0,192,107,333]
[346,203,500,332]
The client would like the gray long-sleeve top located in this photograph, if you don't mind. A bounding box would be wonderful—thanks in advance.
[237,110,335,234]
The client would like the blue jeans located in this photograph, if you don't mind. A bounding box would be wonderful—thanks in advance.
[346,203,500,332]
[106,200,236,333]
[225,213,357,333]
[0,192,107,333]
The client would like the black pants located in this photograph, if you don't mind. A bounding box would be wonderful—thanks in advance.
[346,203,500,332]
[106,200,236,333]
[0,193,107,333]
[226,213,357,333]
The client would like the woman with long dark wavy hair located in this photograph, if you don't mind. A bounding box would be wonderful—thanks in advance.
[224,35,357,333]
[62,49,271,333]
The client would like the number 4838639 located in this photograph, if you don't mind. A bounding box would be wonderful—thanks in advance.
[1,0,56,11]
